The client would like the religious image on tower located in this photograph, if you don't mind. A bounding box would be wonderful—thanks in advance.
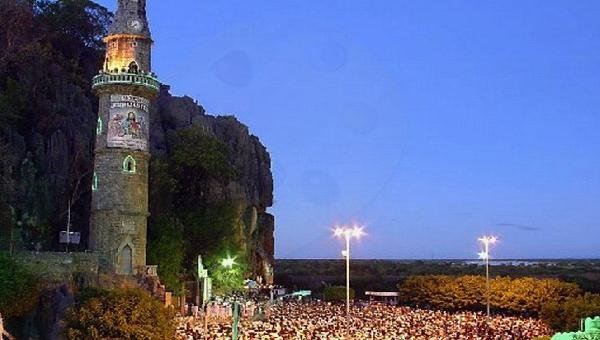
[107,94,149,151]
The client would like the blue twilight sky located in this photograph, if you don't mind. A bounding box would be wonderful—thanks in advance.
[96,0,600,259]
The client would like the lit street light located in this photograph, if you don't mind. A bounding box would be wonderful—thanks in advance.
[221,256,236,269]
[220,255,240,340]
[478,235,498,318]
[333,225,365,329]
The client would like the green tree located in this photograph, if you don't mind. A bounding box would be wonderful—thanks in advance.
[398,274,583,315]
[541,293,600,332]
[180,202,240,268]
[65,288,176,340]
[0,252,39,318]
[147,217,184,294]
[0,0,112,251]
[34,0,111,79]
[168,126,236,209]
[147,127,242,294]
[323,286,356,302]
[208,257,247,295]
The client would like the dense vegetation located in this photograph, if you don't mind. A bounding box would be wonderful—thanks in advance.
[0,252,39,318]
[323,286,355,302]
[397,275,600,332]
[148,126,245,293]
[0,0,249,294]
[397,275,580,313]
[0,0,110,250]
[541,294,600,332]
[278,259,600,333]
[64,288,176,339]
[276,259,600,295]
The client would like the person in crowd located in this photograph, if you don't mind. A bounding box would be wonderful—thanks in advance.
[175,300,551,339]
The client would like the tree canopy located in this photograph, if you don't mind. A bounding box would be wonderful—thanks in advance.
[148,126,245,293]
[0,252,39,318]
[65,288,176,339]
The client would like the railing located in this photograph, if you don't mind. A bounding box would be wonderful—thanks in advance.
[92,72,160,92]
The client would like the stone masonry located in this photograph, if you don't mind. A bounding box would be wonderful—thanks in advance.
[89,0,158,277]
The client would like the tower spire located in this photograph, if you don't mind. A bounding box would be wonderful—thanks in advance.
[108,0,151,38]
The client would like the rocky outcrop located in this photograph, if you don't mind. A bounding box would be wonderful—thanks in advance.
[153,86,275,281]
[0,1,274,283]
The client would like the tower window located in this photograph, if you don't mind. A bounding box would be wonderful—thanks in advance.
[123,155,136,174]
[92,172,98,191]
[96,116,103,135]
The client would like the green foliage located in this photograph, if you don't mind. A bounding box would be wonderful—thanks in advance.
[208,257,247,295]
[323,286,356,302]
[398,275,580,314]
[65,288,176,339]
[573,333,600,340]
[148,159,177,218]
[180,202,240,265]
[0,0,112,251]
[0,78,26,125]
[541,293,600,332]
[168,127,236,208]
[181,202,247,293]
[147,217,184,294]
[148,129,241,293]
[0,252,39,318]
[0,138,16,241]
[35,0,111,50]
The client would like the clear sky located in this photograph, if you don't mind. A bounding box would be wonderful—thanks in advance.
[96,0,600,259]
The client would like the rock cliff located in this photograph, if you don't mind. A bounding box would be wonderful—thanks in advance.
[0,1,275,282]
[152,85,275,280]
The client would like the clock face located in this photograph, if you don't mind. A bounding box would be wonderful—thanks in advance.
[128,19,143,32]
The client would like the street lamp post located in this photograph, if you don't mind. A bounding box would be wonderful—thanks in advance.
[334,225,365,331]
[478,235,497,318]
[220,256,239,340]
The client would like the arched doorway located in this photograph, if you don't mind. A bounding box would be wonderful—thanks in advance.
[119,245,133,275]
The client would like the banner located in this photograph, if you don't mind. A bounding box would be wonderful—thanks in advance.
[107,94,149,151]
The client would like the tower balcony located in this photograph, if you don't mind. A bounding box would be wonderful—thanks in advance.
[92,71,160,93]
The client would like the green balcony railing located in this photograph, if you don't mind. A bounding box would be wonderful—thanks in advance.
[92,72,160,92]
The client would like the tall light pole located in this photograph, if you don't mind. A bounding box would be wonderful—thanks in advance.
[478,235,497,318]
[221,256,239,340]
[333,225,365,329]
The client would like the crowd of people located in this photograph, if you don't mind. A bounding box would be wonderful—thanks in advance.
[177,301,552,339]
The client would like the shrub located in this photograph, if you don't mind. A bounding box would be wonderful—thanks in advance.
[323,286,355,302]
[541,293,600,332]
[147,216,184,294]
[65,288,176,339]
[398,275,581,315]
[0,252,39,318]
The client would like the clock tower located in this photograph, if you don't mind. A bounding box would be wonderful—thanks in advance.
[89,0,159,276]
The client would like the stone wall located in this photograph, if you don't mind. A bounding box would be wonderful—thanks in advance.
[90,86,154,276]
[13,251,99,286]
